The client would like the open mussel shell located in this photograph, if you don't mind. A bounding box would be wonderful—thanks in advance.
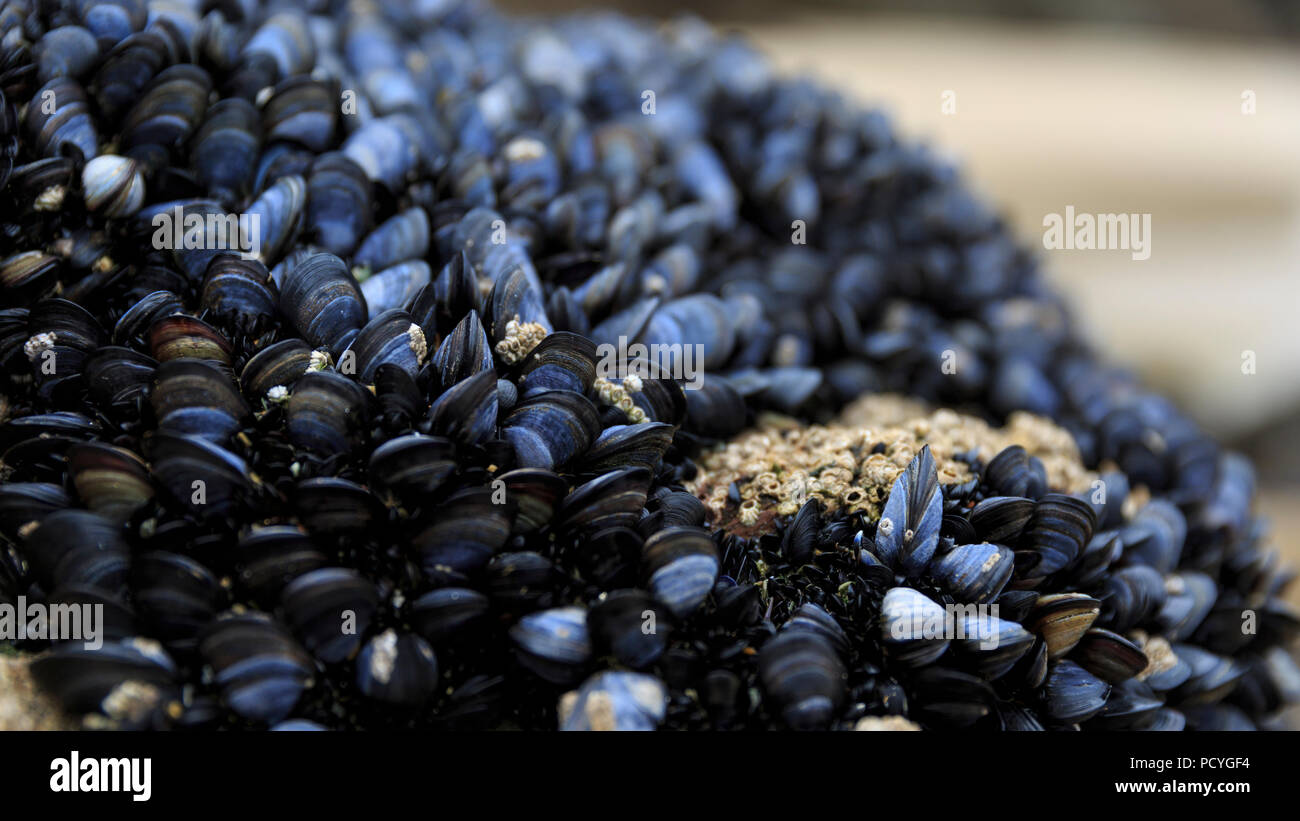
[1015,493,1096,581]
[199,612,314,724]
[280,567,379,664]
[293,477,383,536]
[239,337,313,400]
[778,499,821,566]
[31,638,179,716]
[235,525,326,605]
[355,629,440,707]
[1042,659,1111,724]
[501,389,601,471]
[367,434,457,504]
[412,485,515,583]
[587,589,671,669]
[286,369,371,454]
[21,507,130,596]
[509,605,591,686]
[342,309,428,382]
[67,441,153,524]
[151,358,249,444]
[874,445,942,577]
[278,251,366,354]
[879,587,950,667]
[1071,628,1148,684]
[409,587,491,645]
[758,628,846,730]
[430,309,493,388]
[559,671,668,731]
[928,542,1013,605]
[641,525,718,620]
[1027,593,1101,659]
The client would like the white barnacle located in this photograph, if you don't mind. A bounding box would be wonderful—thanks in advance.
[102,680,164,723]
[878,517,895,538]
[623,372,643,394]
[307,349,332,371]
[35,185,67,211]
[406,323,428,364]
[504,135,547,163]
[266,385,290,404]
[23,331,57,361]
[369,629,399,684]
[493,315,547,365]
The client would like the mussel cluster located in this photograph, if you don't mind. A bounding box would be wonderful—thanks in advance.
[1,0,1296,731]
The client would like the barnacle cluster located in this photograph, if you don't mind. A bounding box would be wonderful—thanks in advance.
[0,0,1294,732]
[688,395,1096,531]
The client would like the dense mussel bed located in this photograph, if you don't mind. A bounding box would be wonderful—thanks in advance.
[1,0,1297,731]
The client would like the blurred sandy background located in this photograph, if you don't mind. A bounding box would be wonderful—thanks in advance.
[505,0,1300,612]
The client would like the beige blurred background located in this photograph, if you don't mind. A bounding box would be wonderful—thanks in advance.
[506,0,1300,613]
